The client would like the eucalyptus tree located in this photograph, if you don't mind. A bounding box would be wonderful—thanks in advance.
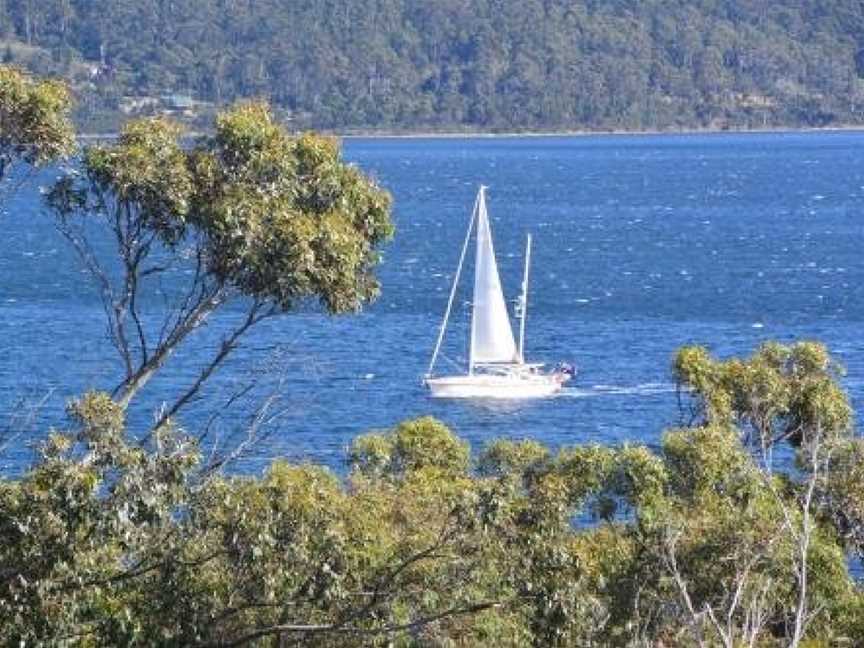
[47,102,393,439]
[671,341,860,646]
[673,341,853,464]
[2,364,864,644]
[0,64,74,189]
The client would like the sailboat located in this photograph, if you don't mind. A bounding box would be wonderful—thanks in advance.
[425,186,575,399]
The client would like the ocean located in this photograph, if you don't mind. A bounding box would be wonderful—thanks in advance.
[2,131,863,474]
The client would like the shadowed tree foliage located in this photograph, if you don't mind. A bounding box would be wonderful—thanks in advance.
[820,436,864,564]
[0,64,74,184]
[1,371,863,645]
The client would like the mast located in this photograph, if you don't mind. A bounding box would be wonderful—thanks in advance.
[427,189,480,377]
[468,186,486,375]
[518,233,531,363]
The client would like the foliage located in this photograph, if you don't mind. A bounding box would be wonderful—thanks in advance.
[820,437,864,563]
[674,341,853,457]
[3,2,864,131]
[189,102,394,313]
[45,103,392,430]
[350,416,470,479]
[82,116,192,244]
[0,64,74,181]
[2,88,863,642]
[2,338,864,645]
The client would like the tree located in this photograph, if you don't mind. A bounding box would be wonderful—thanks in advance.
[47,102,393,442]
[2,343,864,643]
[673,341,853,467]
[2,0,864,131]
[669,341,859,646]
[0,64,74,186]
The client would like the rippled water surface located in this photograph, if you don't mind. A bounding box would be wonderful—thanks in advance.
[2,131,864,473]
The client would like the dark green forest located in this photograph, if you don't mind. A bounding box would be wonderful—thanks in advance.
[2,0,864,132]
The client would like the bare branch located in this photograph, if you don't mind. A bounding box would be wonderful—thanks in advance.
[662,527,708,648]
[0,388,55,463]
[199,386,285,475]
[204,600,506,647]
[789,425,826,648]
[148,300,276,437]
[54,213,129,371]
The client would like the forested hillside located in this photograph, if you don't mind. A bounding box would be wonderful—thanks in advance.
[2,0,864,132]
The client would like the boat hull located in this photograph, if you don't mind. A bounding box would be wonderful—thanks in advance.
[426,373,566,399]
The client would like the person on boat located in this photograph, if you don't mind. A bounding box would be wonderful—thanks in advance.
[555,362,576,382]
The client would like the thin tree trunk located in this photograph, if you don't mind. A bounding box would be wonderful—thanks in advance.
[790,435,820,648]
[115,289,224,408]
[148,302,272,434]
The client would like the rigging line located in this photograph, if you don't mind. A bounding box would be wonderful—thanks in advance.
[427,189,481,377]
[439,353,465,372]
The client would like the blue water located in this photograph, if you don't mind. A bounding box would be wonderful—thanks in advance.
[2,131,864,474]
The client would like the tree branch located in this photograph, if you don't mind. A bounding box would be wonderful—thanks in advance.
[203,600,505,647]
[146,300,275,438]
[114,284,226,409]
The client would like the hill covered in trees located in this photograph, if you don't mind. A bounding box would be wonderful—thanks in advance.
[3,1,864,132]
[0,0,864,130]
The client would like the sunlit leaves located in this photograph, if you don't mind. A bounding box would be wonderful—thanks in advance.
[2,341,864,645]
[49,100,394,316]
[663,424,755,503]
[0,65,74,180]
[190,101,394,313]
[83,118,193,245]
[674,341,853,453]
[350,416,470,480]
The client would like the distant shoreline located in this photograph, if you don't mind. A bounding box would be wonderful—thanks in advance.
[336,124,864,139]
[79,123,864,141]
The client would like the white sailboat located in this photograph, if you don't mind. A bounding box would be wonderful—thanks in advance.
[425,186,575,399]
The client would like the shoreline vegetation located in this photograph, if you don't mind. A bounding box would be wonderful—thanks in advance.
[329,123,864,141]
[3,66,864,646]
[79,123,864,142]
[2,347,864,645]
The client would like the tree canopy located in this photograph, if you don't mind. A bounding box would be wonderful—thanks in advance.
[0,64,73,182]
[0,343,864,648]
[1,63,863,648]
[47,101,392,435]
[1,344,864,645]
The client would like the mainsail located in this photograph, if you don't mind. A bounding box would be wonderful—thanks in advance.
[470,188,520,367]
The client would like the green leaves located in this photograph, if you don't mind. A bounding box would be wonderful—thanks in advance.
[2,1,864,132]
[0,65,74,180]
[45,100,394,426]
[68,391,125,443]
[478,439,550,481]
[820,437,864,561]
[190,103,394,313]
[84,118,193,245]
[3,342,864,644]
[350,416,470,480]
[674,341,853,452]
[663,424,754,503]
[50,101,394,316]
